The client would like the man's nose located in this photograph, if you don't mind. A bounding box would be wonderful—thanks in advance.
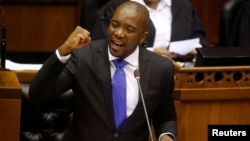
[114,28,125,38]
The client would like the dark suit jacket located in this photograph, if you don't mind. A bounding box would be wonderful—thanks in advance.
[29,39,177,141]
[90,0,209,47]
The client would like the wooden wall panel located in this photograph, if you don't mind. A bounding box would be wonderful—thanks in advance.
[190,0,229,45]
[0,0,230,52]
[1,3,81,52]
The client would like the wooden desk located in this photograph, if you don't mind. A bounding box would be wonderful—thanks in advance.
[15,70,37,83]
[174,66,250,141]
[0,70,22,141]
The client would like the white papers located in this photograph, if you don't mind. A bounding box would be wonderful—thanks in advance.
[6,59,42,71]
[168,38,202,55]
[146,48,154,52]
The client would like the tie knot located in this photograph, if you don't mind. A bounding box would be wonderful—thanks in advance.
[113,59,128,69]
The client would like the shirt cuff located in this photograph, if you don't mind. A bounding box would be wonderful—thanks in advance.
[55,49,71,63]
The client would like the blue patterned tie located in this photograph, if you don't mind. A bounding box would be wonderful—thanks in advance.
[112,59,128,129]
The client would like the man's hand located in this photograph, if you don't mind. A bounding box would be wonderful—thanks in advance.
[178,48,197,61]
[58,26,91,56]
[160,135,174,141]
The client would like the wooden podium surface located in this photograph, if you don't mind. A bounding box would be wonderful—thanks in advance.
[174,66,250,141]
[0,70,22,141]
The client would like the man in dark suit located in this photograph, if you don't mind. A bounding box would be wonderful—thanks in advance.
[90,0,209,62]
[29,1,177,141]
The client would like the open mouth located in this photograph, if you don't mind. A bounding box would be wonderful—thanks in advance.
[111,40,125,50]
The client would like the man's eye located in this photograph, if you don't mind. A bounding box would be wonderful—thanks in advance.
[127,28,135,33]
[111,22,118,28]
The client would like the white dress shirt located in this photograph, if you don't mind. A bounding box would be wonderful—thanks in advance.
[109,47,139,117]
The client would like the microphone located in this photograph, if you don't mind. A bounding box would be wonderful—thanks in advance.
[134,69,154,141]
[0,6,6,69]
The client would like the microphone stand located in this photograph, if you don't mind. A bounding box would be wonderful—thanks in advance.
[0,6,6,70]
[1,23,6,69]
[134,70,154,141]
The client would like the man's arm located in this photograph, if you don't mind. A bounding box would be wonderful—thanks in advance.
[29,26,91,105]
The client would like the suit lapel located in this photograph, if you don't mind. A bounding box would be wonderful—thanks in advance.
[128,47,151,118]
[138,47,151,98]
[93,40,115,128]
[120,47,151,130]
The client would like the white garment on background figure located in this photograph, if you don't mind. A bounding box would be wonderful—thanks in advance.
[132,0,172,48]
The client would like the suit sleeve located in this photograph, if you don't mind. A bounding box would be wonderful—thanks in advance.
[152,58,177,138]
[29,52,75,106]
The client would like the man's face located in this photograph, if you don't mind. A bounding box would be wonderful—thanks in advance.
[108,6,148,58]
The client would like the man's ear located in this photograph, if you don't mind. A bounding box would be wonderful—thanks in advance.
[140,31,149,45]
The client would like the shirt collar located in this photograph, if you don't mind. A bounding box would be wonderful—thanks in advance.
[108,46,139,67]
